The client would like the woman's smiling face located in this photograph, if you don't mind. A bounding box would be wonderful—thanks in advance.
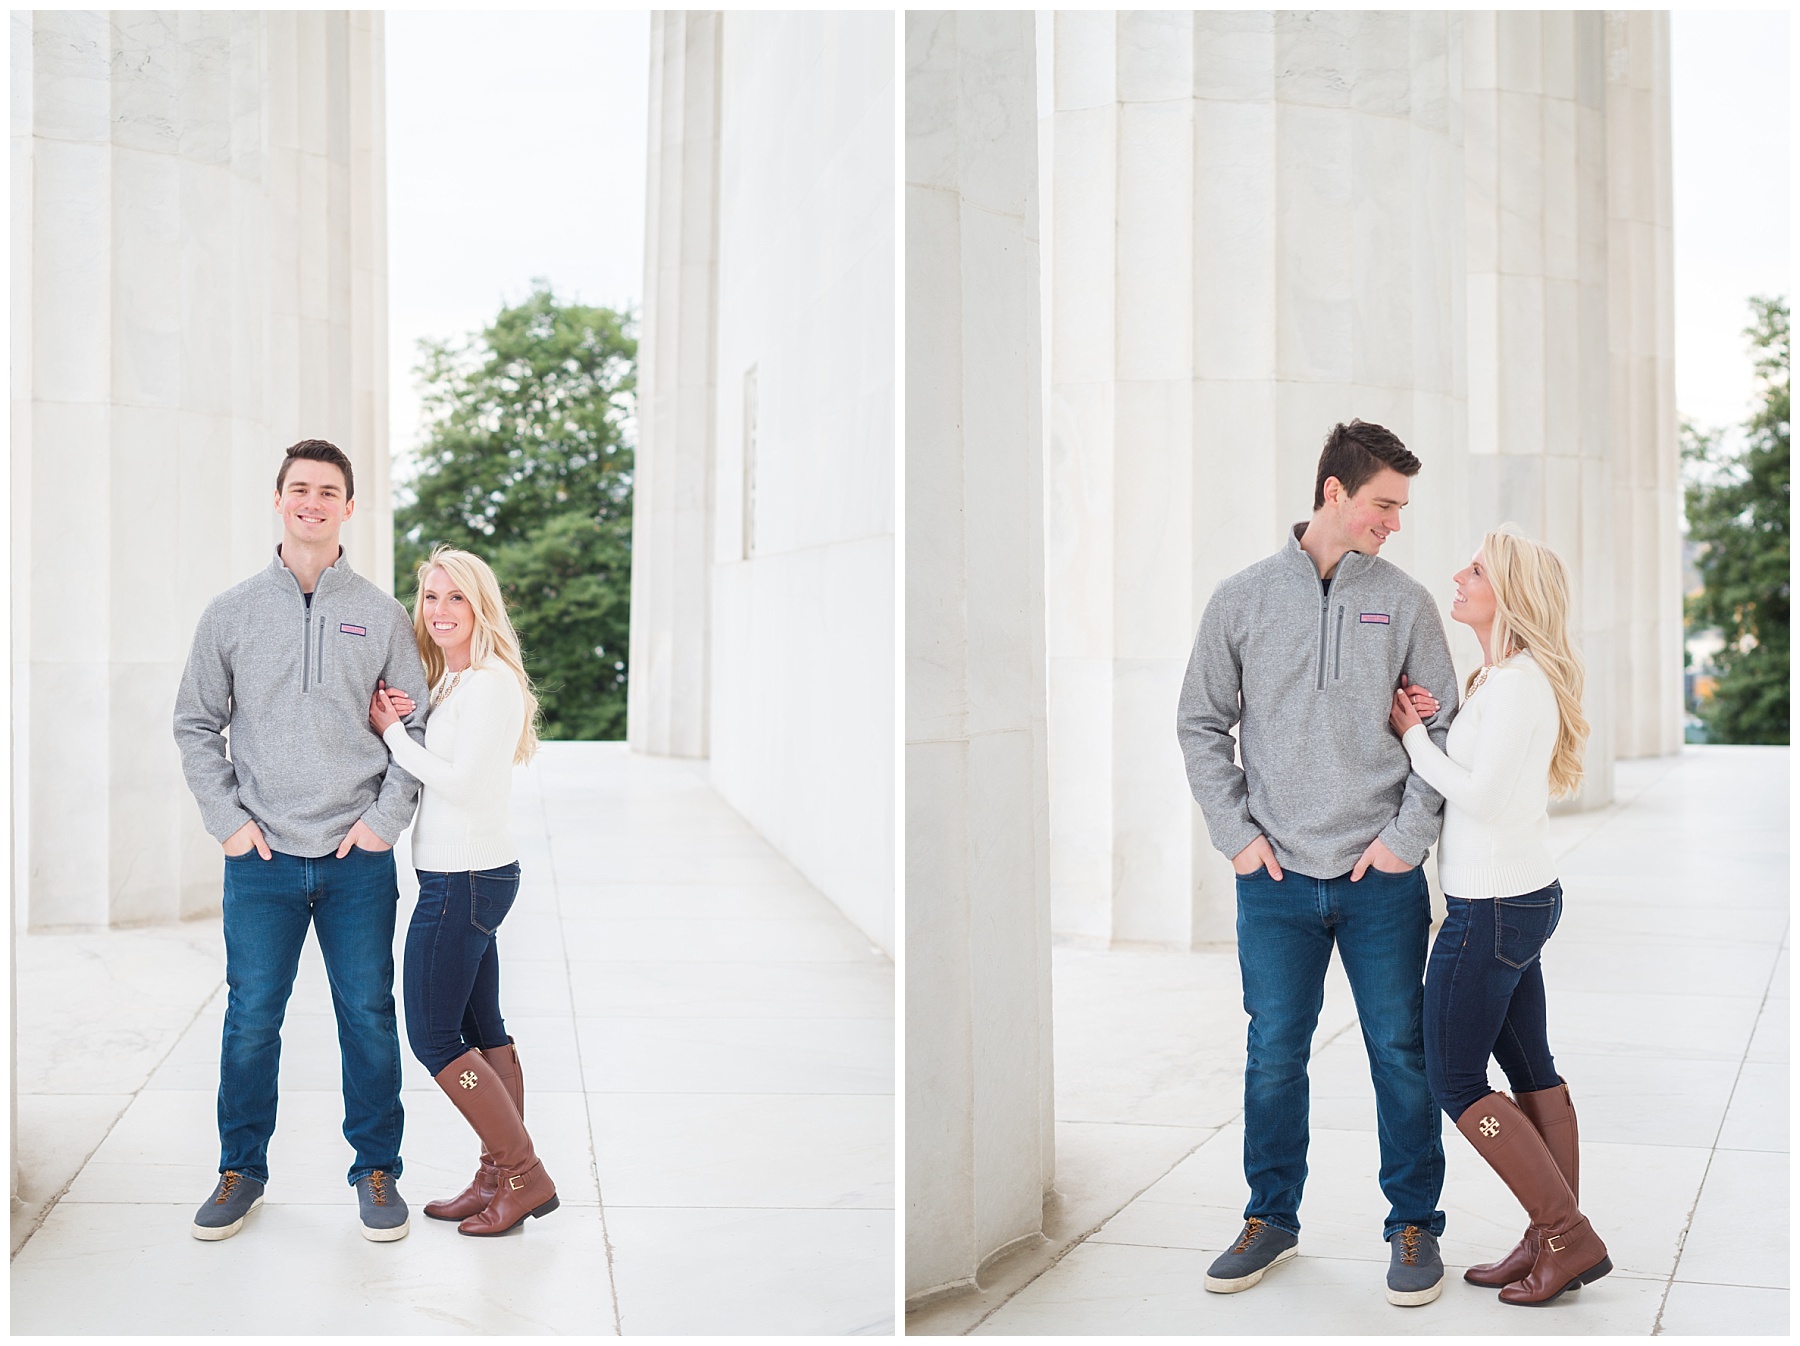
[420,567,474,655]
[1451,549,1497,630]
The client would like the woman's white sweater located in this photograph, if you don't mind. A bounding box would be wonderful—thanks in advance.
[1401,649,1559,899]
[383,665,522,873]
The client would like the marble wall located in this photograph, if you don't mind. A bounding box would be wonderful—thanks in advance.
[1463,11,1617,809]
[629,11,896,954]
[1043,12,1473,947]
[1033,9,1681,947]
[905,10,1055,1302]
[11,11,389,929]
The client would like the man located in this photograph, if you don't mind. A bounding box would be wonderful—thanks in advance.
[174,439,429,1242]
[1177,420,1459,1306]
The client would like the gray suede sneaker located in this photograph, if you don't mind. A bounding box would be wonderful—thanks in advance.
[1204,1218,1300,1292]
[192,1170,264,1241]
[354,1170,410,1242]
[1386,1225,1444,1305]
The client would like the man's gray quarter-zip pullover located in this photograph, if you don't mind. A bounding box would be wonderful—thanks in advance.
[1177,523,1460,879]
[174,548,430,857]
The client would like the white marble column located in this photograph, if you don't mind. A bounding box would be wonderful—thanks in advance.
[12,11,389,929]
[627,11,721,760]
[1462,11,1616,809]
[1044,12,1469,947]
[906,10,1055,1303]
[1603,11,1681,758]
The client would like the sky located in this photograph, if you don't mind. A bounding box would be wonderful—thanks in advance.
[385,11,1789,460]
[1669,10,1791,434]
[386,11,650,476]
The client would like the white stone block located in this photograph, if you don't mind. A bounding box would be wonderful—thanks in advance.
[28,665,111,928]
[1047,656,1113,943]
[107,662,185,925]
[1112,379,1193,655]
[108,405,182,658]
[1116,11,1191,104]
[1498,11,1544,95]
[28,400,111,664]
[1496,273,1546,456]
[30,11,111,144]
[904,738,976,1298]
[1348,10,1412,116]
[1053,12,1115,111]
[1045,379,1114,660]
[1115,99,1192,381]
[1497,90,1545,277]
[1350,110,1417,391]
[1110,656,1197,948]
[1275,103,1353,383]
[953,13,1036,219]
[1048,103,1115,383]
[1463,10,1498,92]
[1193,11,1274,102]
[1193,98,1277,381]
[1190,379,1280,600]
[1275,10,1354,109]
[1541,10,1577,101]
[32,137,112,406]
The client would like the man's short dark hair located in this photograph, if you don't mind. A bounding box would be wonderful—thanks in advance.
[276,439,355,501]
[1313,420,1419,509]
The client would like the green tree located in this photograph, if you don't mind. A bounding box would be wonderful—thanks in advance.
[395,283,636,739]
[1683,296,1789,744]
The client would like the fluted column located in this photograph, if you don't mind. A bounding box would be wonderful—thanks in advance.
[1603,11,1681,758]
[1463,11,1615,808]
[1045,11,1468,948]
[906,10,1054,1302]
[628,11,721,759]
[12,11,388,929]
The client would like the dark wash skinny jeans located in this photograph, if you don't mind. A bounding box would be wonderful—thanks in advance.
[1235,863,1446,1239]
[404,863,522,1077]
[1423,880,1565,1123]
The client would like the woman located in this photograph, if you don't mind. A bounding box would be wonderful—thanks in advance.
[369,545,558,1236]
[1388,524,1609,1306]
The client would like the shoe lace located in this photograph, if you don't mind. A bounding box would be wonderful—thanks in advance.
[1399,1224,1421,1266]
[215,1171,240,1205]
[1232,1218,1266,1254]
[367,1171,389,1206]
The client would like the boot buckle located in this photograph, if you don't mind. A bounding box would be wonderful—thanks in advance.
[1545,1234,1565,1253]
[508,1175,525,1191]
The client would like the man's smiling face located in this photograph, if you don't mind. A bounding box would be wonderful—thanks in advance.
[1331,465,1410,556]
[275,458,354,547]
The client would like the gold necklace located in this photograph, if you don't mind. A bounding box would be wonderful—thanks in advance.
[1468,644,1520,698]
[431,668,467,708]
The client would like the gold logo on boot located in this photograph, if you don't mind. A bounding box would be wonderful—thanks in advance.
[459,1070,478,1090]
[1479,1115,1499,1137]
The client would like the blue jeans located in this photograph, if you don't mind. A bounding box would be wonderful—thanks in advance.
[1235,864,1445,1238]
[403,864,521,1077]
[1423,883,1564,1123]
[218,847,404,1185]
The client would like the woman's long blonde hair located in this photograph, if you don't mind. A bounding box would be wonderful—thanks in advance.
[1469,524,1589,798]
[412,546,540,764]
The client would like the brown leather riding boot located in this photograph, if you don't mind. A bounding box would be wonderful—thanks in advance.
[424,1041,527,1221]
[1455,1091,1610,1305]
[1463,1081,1580,1287]
[433,1049,559,1236]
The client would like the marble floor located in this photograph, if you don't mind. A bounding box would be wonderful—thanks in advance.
[12,742,895,1335]
[909,746,1789,1336]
